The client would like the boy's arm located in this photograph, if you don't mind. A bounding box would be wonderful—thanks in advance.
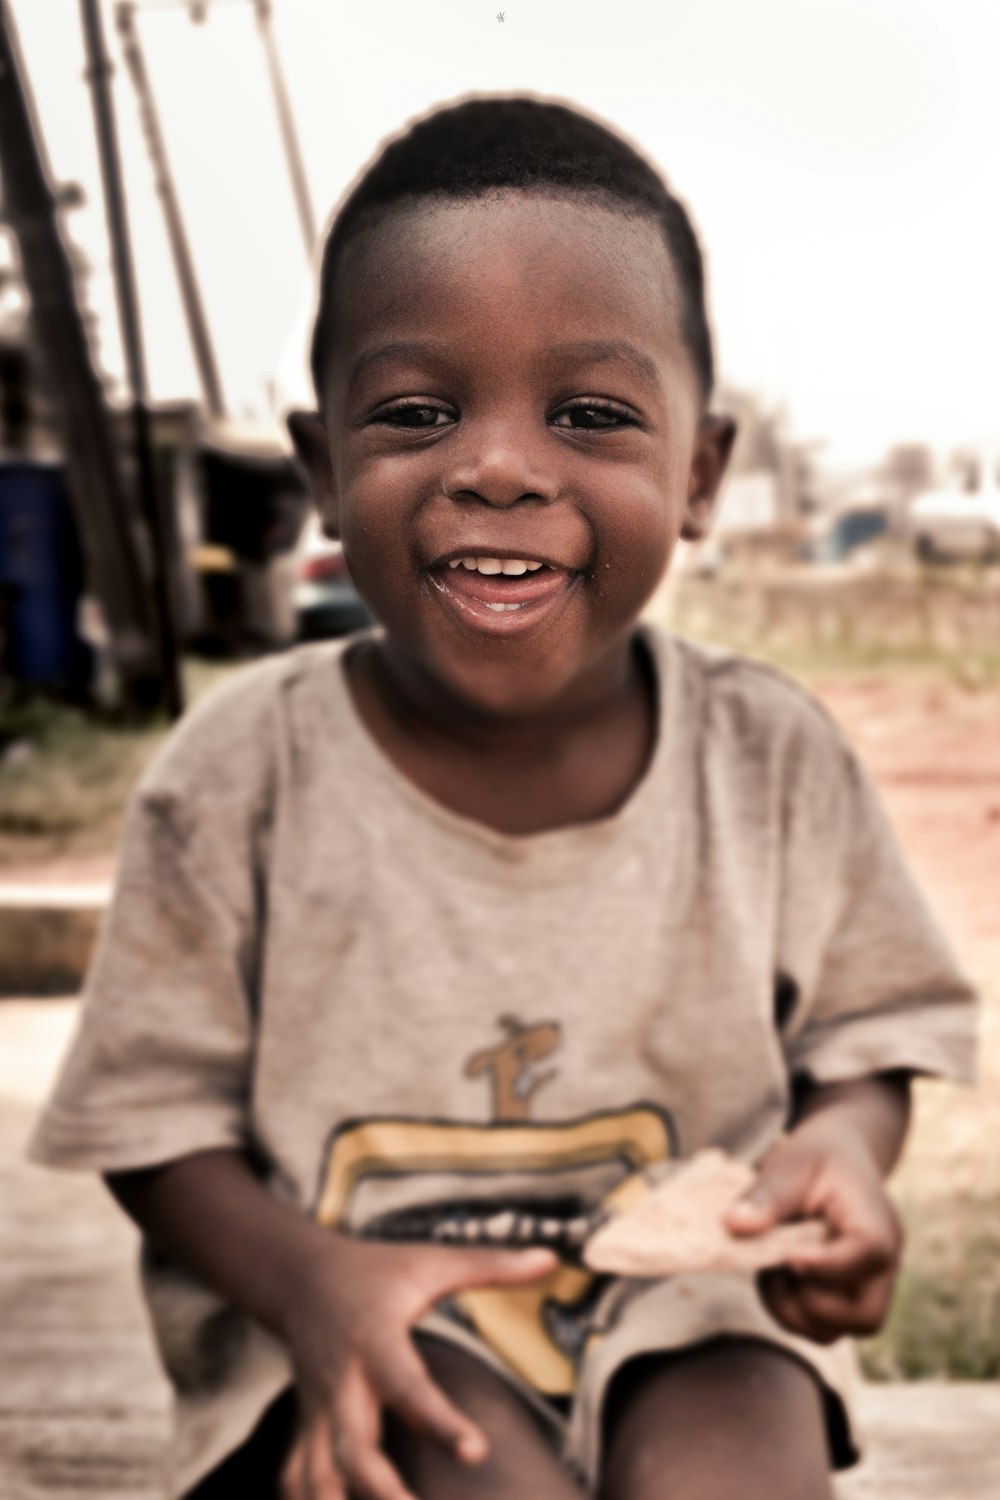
[787,1069,911,1174]
[726,1071,911,1343]
[105,1150,338,1341]
[105,1152,556,1500]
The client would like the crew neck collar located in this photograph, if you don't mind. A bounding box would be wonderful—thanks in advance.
[312,622,681,886]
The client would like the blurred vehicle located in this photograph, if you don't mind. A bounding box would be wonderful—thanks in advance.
[908,451,1000,562]
[293,515,372,638]
[809,504,890,565]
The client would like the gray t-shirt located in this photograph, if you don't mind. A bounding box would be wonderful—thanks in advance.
[30,625,977,1492]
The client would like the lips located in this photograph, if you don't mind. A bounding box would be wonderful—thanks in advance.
[426,559,579,634]
[438,563,571,608]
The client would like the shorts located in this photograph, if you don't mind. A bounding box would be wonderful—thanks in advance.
[422,1270,860,1487]
[182,1271,860,1498]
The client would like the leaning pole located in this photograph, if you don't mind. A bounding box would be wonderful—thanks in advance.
[0,0,164,712]
[79,0,184,718]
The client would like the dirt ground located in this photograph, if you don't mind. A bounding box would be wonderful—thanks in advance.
[812,676,1000,970]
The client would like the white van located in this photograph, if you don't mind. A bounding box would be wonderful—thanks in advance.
[908,450,1000,561]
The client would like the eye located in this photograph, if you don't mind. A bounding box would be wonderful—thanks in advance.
[552,401,637,430]
[375,402,453,429]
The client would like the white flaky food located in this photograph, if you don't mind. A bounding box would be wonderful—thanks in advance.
[583,1148,828,1277]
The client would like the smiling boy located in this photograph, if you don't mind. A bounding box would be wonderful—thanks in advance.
[31,97,976,1500]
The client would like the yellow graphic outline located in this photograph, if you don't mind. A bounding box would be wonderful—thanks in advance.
[314,1106,674,1395]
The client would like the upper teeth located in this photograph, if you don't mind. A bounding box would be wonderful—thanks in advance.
[448,557,544,574]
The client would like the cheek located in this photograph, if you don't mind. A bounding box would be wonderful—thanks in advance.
[597,473,685,589]
[338,467,412,570]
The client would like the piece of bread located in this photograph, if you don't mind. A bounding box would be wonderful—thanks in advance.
[583,1148,828,1277]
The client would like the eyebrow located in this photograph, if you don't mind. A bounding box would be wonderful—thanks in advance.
[347,341,451,395]
[543,340,661,387]
[346,337,661,394]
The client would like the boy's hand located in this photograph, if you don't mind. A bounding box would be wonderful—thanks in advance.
[278,1234,557,1500]
[724,1125,902,1345]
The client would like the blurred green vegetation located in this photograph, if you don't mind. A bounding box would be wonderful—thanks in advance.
[862,1189,1000,1381]
[664,565,1000,690]
[0,659,235,860]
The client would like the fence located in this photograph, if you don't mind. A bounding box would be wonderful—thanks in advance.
[666,569,1000,664]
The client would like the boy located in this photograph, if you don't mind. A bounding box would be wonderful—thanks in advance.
[31,97,976,1500]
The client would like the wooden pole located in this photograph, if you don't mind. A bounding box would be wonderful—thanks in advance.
[115,1,226,421]
[79,0,184,718]
[0,0,163,712]
[251,0,315,259]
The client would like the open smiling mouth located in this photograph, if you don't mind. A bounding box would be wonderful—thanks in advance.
[427,554,580,632]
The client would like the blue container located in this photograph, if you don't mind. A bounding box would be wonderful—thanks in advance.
[819,507,889,564]
[0,461,84,687]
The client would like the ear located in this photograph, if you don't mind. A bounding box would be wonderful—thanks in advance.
[681,413,737,543]
[286,409,340,538]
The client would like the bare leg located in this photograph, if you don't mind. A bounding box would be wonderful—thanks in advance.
[384,1335,585,1500]
[600,1337,835,1500]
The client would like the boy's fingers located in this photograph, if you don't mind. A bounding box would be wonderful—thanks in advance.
[757,1270,829,1343]
[378,1341,489,1464]
[795,1275,894,1336]
[759,1269,848,1344]
[726,1153,812,1235]
[760,1266,893,1341]
[305,1424,348,1500]
[422,1245,558,1298]
[278,1435,307,1500]
[334,1426,420,1500]
[280,1424,347,1500]
[334,1365,420,1500]
[789,1232,896,1285]
[347,1445,422,1500]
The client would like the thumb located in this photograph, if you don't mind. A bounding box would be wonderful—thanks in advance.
[725,1149,813,1236]
[425,1244,558,1297]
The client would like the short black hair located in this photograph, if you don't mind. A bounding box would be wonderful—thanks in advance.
[310,94,715,409]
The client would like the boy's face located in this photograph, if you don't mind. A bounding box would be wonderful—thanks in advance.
[293,191,734,716]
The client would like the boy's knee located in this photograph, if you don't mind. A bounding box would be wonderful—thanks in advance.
[600,1338,834,1500]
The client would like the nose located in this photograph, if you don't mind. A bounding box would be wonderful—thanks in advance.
[440,417,559,508]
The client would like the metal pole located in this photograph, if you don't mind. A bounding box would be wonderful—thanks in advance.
[0,0,163,713]
[78,0,184,718]
[115,1,226,420]
[251,0,315,258]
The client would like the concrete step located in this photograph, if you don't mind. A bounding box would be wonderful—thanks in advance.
[0,870,110,995]
[3,1387,999,1500]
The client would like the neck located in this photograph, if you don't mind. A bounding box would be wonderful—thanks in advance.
[363,633,645,762]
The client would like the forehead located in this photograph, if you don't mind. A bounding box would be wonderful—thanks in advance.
[324,191,688,392]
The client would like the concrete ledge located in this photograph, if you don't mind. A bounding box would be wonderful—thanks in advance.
[2,1387,998,1499]
[0,1412,169,1500]
[838,1384,1000,1498]
[0,888,107,995]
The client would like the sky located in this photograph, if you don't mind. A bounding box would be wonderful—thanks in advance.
[8,0,1000,468]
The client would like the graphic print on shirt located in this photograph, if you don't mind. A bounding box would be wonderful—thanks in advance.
[464,1014,561,1120]
[314,1015,677,1393]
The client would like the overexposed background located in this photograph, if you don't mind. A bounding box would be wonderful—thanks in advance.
[10,0,1000,465]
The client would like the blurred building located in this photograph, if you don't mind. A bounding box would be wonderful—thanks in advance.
[883,443,936,509]
[691,387,816,570]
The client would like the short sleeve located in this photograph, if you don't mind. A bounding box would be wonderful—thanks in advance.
[777,724,977,1087]
[28,695,270,1174]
